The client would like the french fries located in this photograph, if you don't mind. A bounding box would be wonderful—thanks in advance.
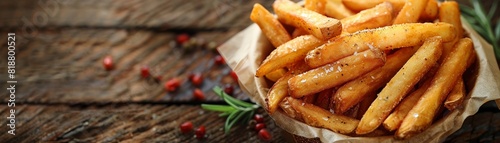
[250,3,292,47]
[305,0,326,15]
[324,0,354,19]
[289,49,385,98]
[333,46,418,114]
[444,78,465,111]
[266,61,311,114]
[341,0,405,12]
[256,35,323,77]
[396,38,474,139]
[265,68,288,82]
[356,37,443,135]
[306,23,456,68]
[288,97,360,134]
[420,0,438,21]
[341,2,393,33]
[383,76,433,132]
[393,0,429,24]
[249,0,477,139]
[273,0,342,40]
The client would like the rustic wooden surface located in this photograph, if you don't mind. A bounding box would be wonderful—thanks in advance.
[0,0,499,142]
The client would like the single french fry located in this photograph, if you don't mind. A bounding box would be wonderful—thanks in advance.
[396,38,474,139]
[267,62,311,114]
[280,98,302,120]
[439,1,464,59]
[341,0,405,12]
[341,2,394,33]
[444,78,466,110]
[250,3,292,47]
[333,47,418,114]
[383,76,433,132]
[393,0,429,24]
[305,0,327,15]
[291,28,309,38]
[356,37,443,135]
[273,0,343,40]
[256,35,324,77]
[324,0,354,19]
[289,49,386,98]
[356,92,377,119]
[419,0,438,21]
[305,22,456,68]
[265,68,288,82]
[315,88,334,110]
[288,97,360,134]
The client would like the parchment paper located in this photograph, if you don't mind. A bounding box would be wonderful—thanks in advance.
[218,19,500,142]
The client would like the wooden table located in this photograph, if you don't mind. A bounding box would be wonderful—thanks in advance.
[1,0,499,142]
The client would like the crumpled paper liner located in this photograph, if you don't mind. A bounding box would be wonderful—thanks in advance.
[218,19,500,142]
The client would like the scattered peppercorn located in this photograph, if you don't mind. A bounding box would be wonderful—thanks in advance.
[255,123,266,131]
[230,71,238,82]
[258,129,272,141]
[254,114,264,123]
[165,78,181,92]
[195,125,206,140]
[176,33,190,44]
[140,65,150,78]
[189,73,203,87]
[214,55,225,65]
[223,84,234,95]
[193,88,205,100]
[103,55,114,71]
[180,121,194,134]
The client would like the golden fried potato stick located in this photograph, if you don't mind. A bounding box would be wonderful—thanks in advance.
[393,0,429,24]
[396,38,474,139]
[305,0,327,15]
[288,97,360,134]
[333,47,418,114]
[342,0,405,12]
[289,49,386,98]
[383,76,433,132]
[444,78,465,111]
[280,98,302,120]
[267,62,311,114]
[305,22,456,68]
[256,35,323,77]
[419,0,438,21]
[265,68,287,82]
[439,1,464,58]
[250,3,292,48]
[341,2,394,33]
[273,0,342,40]
[356,37,443,135]
[324,0,354,19]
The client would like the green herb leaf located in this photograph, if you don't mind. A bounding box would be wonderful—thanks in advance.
[495,19,500,41]
[201,104,236,112]
[488,0,498,20]
[201,86,261,134]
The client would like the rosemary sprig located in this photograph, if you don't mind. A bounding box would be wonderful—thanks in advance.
[460,0,500,62]
[201,86,259,134]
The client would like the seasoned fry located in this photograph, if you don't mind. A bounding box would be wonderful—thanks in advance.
[393,0,429,24]
[256,35,323,77]
[396,38,474,139]
[288,97,360,134]
[324,0,354,19]
[419,0,438,21]
[439,1,464,58]
[265,68,287,82]
[267,62,311,114]
[333,47,418,114]
[383,76,433,132]
[341,0,405,12]
[444,78,465,110]
[315,88,334,110]
[305,0,327,15]
[306,22,456,68]
[356,37,443,135]
[341,2,394,33]
[273,0,343,40]
[289,49,385,98]
[280,98,301,120]
[250,3,292,47]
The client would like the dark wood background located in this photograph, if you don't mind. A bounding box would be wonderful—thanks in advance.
[0,0,499,142]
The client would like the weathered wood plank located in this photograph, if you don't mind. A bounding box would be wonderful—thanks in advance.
[0,0,274,30]
[0,29,247,103]
[0,104,286,143]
